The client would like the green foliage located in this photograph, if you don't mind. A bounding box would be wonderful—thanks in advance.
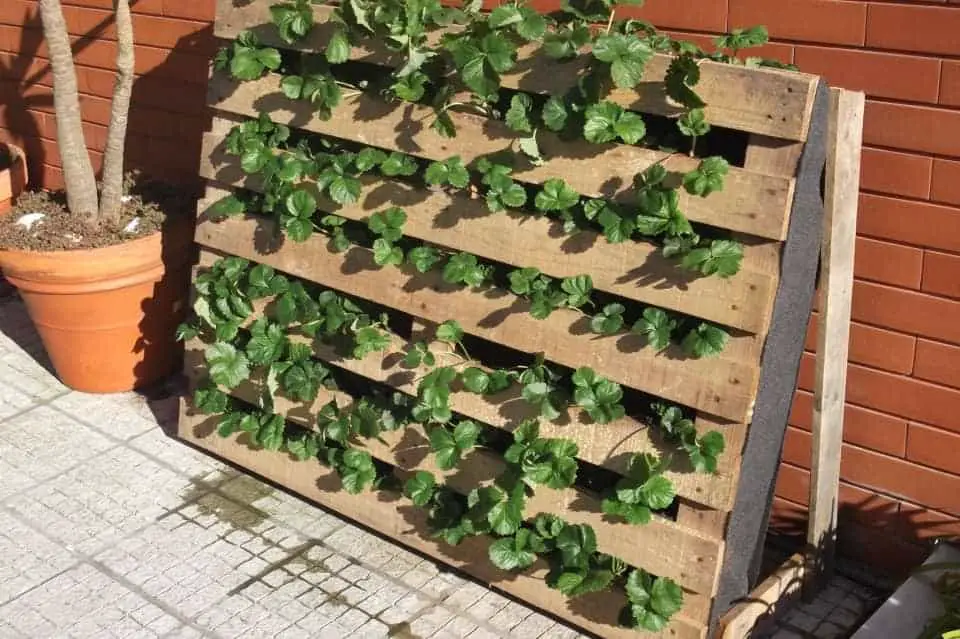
[583,102,646,145]
[624,570,684,632]
[592,33,652,89]
[270,0,314,44]
[715,26,769,54]
[680,239,743,278]
[429,420,481,469]
[424,156,470,189]
[403,471,437,506]
[535,179,580,213]
[602,453,676,525]
[571,368,625,424]
[442,252,491,288]
[205,343,250,389]
[681,323,729,358]
[684,157,730,197]
[505,93,535,134]
[591,303,625,336]
[631,308,676,351]
[218,31,281,81]
[337,448,378,494]
[477,159,527,212]
[652,403,726,474]
[489,528,541,571]
[504,420,579,489]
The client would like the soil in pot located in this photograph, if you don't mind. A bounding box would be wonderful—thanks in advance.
[0,174,196,393]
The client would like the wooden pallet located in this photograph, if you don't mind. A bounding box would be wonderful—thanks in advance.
[179,3,828,638]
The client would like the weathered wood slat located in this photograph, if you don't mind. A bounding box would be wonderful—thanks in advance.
[183,345,723,597]
[194,195,760,423]
[185,268,745,512]
[213,0,818,142]
[200,129,777,333]
[179,401,709,639]
[207,74,796,241]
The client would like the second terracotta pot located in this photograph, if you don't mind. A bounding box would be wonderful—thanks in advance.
[0,217,194,393]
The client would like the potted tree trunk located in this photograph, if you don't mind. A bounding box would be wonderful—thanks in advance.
[0,0,193,393]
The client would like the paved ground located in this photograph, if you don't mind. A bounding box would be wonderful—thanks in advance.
[0,293,884,638]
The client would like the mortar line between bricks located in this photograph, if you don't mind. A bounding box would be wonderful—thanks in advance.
[0,502,226,639]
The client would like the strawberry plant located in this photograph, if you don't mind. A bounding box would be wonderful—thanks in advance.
[192,0,792,630]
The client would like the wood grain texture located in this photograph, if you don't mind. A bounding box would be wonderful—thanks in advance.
[185,265,746,513]
[717,554,805,639]
[213,0,818,142]
[806,89,863,591]
[183,345,723,597]
[194,191,760,423]
[179,401,709,639]
[207,74,796,241]
[199,128,777,333]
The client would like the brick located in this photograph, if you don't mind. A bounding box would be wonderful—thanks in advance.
[906,422,960,476]
[790,389,908,457]
[793,46,940,103]
[852,279,960,345]
[527,0,728,31]
[774,458,902,527]
[854,237,923,289]
[922,251,960,299]
[932,159,960,207]
[897,503,960,542]
[729,0,866,46]
[864,101,960,157]
[805,312,917,374]
[663,30,795,65]
[866,3,960,56]
[6,25,210,85]
[915,339,960,389]
[859,193,960,253]
[64,0,165,15]
[860,148,932,200]
[770,497,807,537]
[798,352,960,430]
[942,62,960,108]
[775,462,809,505]
[842,444,960,516]
[782,426,811,468]
[162,0,216,22]
[837,519,927,580]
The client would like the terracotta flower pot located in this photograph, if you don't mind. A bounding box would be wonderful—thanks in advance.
[0,216,194,392]
[0,143,27,215]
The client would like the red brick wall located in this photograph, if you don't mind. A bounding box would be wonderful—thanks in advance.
[3,0,958,578]
[0,0,214,191]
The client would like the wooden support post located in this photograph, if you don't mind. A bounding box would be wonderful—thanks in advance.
[804,88,864,597]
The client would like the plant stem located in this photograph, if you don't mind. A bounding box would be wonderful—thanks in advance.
[606,10,617,34]
[99,0,135,224]
[38,0,99,221]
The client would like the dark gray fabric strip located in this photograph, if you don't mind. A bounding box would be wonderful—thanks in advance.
[710,81,831,630]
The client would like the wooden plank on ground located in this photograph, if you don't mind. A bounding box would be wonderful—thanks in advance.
[200,130,777,334]
[185,290,745,512]
[716,554,806,639]
[213,0,819,142]
[805,89,863,594]
[207,74,796,241]
[179,401,709,639]
[193,200,760,423]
